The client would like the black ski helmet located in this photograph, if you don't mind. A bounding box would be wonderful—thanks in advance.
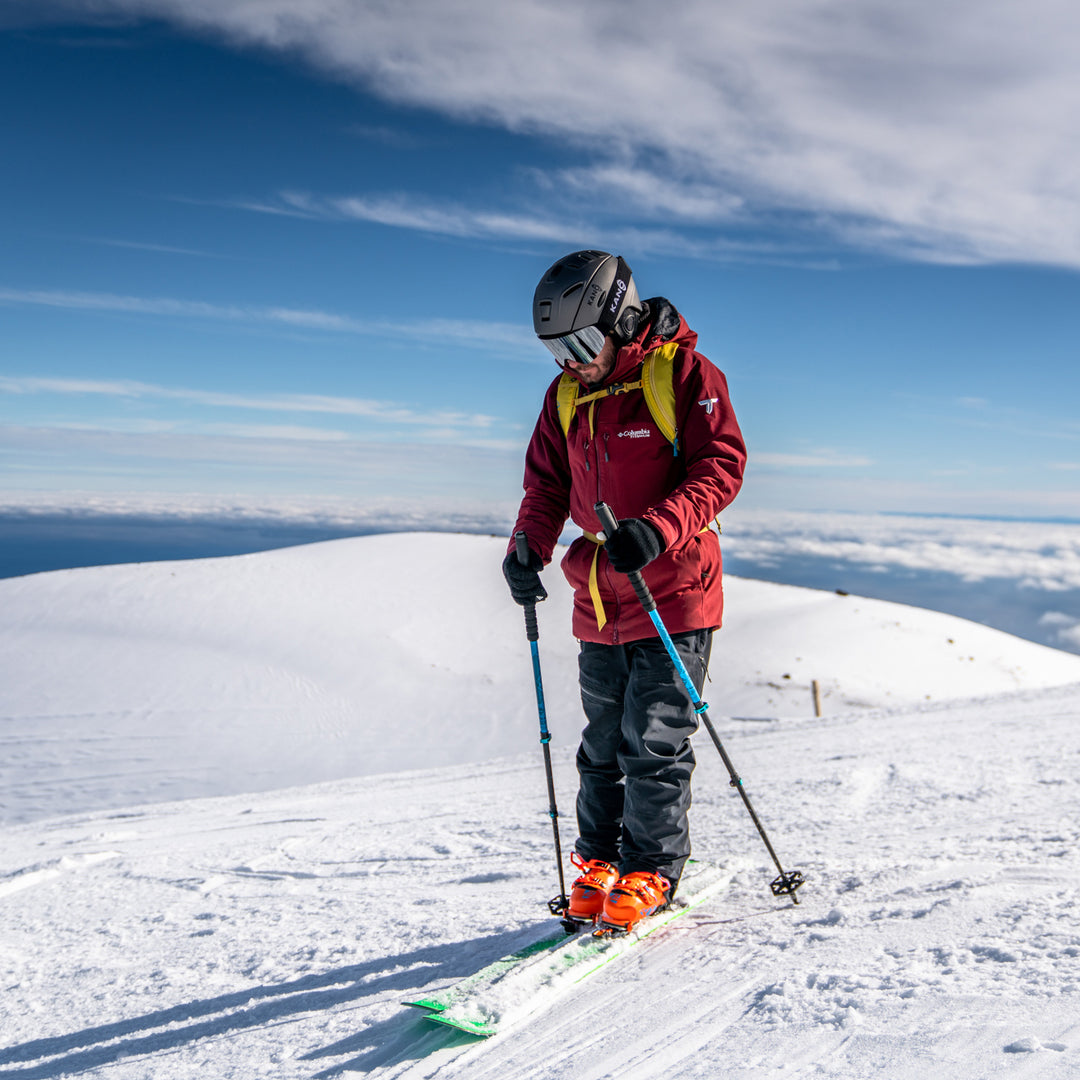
[533,250,645,347]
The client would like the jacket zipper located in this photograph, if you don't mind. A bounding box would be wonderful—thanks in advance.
[593,405,620,640]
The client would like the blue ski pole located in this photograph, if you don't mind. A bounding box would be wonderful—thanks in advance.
[514,532,571,920]
[594,503,804,905]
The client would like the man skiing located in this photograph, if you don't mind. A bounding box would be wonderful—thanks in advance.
[503,250,746,933]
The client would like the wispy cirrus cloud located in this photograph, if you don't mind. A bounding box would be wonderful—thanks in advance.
[0,286,537,355]
[0,374,501,431]
[17,0,1080,267]
[82,236,234,259]
[241,190,827,266]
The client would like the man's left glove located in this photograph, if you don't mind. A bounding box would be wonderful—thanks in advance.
[502,547,549,605]
[603,517,665,573]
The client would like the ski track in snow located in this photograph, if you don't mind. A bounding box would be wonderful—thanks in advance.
[1,535,1079,1078]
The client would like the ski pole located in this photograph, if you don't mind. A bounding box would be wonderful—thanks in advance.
[593,503,805,905]
[514,531,570,917]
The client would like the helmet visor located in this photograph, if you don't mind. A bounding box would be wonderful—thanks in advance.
[539,324,607,366]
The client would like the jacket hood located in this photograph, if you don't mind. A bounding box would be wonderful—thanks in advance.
[566,296,698,389]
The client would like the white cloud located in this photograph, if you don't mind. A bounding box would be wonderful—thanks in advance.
[331,194,577,243]
[0,375,502,432]
[0,286,536,356]
[0,488,521,537]
[82,237,232,258]
[1039,612,1080,649]
[245,191,816,264]
[0,422,524,499]
[722,508,1080,591]
[28,0,1080,266]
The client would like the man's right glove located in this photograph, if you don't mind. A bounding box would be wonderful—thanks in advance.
[502,546,549,605]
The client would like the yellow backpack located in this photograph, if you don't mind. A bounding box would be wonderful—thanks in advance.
[555,340,681,454]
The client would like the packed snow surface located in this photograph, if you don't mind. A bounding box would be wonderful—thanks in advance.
[1,533,1079,1078]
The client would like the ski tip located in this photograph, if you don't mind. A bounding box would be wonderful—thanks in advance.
[403,998,445,1013]
[425,1012,497,1038]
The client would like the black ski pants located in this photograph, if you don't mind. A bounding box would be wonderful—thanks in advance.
[575,628,712,889]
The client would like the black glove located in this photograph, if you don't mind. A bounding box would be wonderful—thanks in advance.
[603,518,665,573]
[502,546,548,605]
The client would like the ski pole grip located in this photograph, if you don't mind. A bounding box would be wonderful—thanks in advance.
[594,502,619,539]
[514,530,531,566]
[514,531,540,640]
[594,502,658,613]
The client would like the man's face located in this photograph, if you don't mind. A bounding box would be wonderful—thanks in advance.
[567,335,617,388]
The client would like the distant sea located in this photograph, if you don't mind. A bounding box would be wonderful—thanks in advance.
[2,510,1079,657]
[0,514,373,581]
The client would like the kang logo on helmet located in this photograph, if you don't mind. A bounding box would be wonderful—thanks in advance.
[608,278,627,316]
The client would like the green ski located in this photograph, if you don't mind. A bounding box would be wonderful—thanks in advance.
[404,862,731,1037]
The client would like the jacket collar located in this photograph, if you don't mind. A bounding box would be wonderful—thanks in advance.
[583,298,697,389]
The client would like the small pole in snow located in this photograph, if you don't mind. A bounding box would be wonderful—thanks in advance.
[812,680,822,718]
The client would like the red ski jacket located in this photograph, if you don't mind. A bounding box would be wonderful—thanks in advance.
[510,305,746,644]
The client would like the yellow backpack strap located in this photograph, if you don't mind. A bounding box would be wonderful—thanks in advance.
[641,340,680,449]
[558,341,679,449]
[556,373,579,437]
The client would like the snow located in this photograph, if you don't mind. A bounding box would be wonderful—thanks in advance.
[2,533,1079,1078]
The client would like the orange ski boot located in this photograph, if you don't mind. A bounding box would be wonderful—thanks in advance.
[565,852,619,927]
[597,871,671,934]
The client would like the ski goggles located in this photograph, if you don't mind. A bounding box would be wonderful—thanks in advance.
[539,324,607,367]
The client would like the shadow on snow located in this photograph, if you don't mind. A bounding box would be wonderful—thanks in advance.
[0,925,537,1078]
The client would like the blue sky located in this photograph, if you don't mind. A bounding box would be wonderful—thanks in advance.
[2,1,1079,518]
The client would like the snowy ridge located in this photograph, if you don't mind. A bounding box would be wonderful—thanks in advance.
[1,534,1079,1077]
[2,533,1079,826]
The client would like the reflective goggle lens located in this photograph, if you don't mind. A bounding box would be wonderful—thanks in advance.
[539,324,606,366]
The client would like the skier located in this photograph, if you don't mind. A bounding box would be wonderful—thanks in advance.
[503,250,746,932]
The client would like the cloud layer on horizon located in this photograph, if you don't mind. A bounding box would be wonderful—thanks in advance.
[721,507,1080,591]
[15,0,1080,268]
[4,492,1079,593]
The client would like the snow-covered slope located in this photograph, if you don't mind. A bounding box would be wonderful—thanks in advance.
[2,533,1080,1078]
[2,533,1079,826]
